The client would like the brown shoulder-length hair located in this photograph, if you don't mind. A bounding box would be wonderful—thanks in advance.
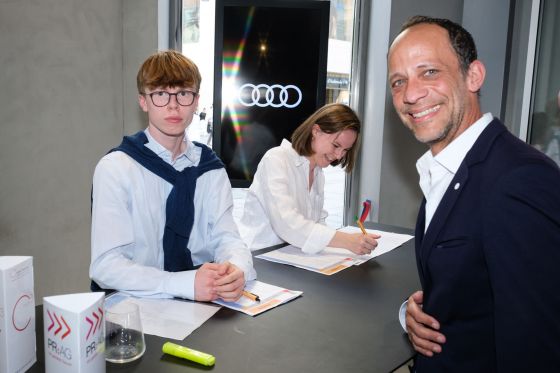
[291,103,361,172]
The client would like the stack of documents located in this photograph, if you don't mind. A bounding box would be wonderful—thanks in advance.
[257,245,355,275]
[256,226,413,275]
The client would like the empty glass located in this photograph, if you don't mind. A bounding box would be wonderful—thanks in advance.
[105,302,146,363]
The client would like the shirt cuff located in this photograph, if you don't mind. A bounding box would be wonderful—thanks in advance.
[399,300,408,333]
[163,270,196,300]
[228,258,257,282]
[301,223,336,254]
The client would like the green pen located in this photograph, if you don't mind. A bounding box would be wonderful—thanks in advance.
[162,342,216,366]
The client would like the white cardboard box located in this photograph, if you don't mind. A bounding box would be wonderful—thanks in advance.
[0,256,36,373]
[43,293,105,373]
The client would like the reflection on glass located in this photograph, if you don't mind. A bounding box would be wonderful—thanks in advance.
[183,0,215,147]
[326,0,354,106]
[217,4,327,185]
[529,0,560,166]
[181,0,356,227]
[183,0,200,44]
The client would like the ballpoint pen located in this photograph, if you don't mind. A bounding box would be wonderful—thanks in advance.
[355,215,367,235]
[360,199,372,223]
[242,290,260,302]
[356,199,372,235]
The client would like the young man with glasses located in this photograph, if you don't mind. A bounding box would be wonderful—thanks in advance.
[90,50,255,302]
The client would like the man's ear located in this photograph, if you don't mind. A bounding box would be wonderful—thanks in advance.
[138,94,148,112]
[467,60,486,93]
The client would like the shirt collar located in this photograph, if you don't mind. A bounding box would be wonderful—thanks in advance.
[417,112,493,176]
[435,112,493,173]
[143,128,199,165]
[281,138,309,168]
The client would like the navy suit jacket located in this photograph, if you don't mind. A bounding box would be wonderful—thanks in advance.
[414,119,560,372]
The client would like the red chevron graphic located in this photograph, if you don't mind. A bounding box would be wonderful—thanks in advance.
[54,313,62,336]
[86,316,94,340]
[85,308,104,340]
[47,310,55,331]
[60,316,71,340]
[93,311,100,334]
[47,310,72,339]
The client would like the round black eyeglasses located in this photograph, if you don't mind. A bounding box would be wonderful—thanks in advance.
[144,90,198,107]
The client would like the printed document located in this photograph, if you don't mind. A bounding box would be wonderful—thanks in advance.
[213,280,302,316]
[256,226,413,274]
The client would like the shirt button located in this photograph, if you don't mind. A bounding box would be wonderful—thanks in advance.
[454,182,460,190]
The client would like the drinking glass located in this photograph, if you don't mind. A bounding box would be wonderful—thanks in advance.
[105,302,146,363]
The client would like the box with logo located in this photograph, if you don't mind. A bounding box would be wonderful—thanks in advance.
[0,256,36,373]
[43,293,105,373]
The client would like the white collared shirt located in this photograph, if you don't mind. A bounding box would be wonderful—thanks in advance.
[238,139,336,254]
[416,113,493,230]
[90,129,256,300]
[399,113,493,330]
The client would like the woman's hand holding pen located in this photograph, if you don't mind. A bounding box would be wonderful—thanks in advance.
[347,232,380,255]
[330,231,380,255]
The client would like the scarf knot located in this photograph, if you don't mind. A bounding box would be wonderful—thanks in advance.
[112,131,224,272]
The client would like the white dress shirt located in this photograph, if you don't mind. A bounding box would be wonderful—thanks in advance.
[239,139,336,254]
[399,113,493,330]
[90,129,256,300]
[416,112,493,230]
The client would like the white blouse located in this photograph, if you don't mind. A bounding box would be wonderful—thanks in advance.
[239,139,336,254]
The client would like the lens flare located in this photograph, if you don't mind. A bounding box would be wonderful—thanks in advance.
[221,7,256,180]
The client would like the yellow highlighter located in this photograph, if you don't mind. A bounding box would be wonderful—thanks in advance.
[162,342,216,366]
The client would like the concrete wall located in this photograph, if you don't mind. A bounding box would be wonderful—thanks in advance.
[123,0,158,135]
[0,0,156,302]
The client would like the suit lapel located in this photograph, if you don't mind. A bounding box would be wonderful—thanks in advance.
[415,200,427,289]
[416,119,507,288]
[422,163,469,258]
[418,166,469,287]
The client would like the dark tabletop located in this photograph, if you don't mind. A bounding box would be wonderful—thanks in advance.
[30,222,419,373]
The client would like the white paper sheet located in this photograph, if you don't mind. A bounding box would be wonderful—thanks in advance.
[257,245,351,270]
[256,244,357,274]
[106,292,221,340]
[256,227,413,274]
[213,280,302,316]
[330,226,414,265]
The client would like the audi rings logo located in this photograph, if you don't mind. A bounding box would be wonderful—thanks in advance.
[238,83,302,108]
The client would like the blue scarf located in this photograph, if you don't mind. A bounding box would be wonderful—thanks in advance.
[111,131,224,272]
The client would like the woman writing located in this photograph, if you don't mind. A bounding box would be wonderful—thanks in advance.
[239,103,379,254]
